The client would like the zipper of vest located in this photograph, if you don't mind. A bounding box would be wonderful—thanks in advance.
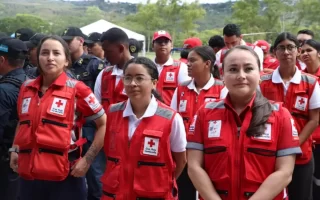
[234,126,241,199]
[107,156,119,164]
[137,161,165,167]
[38,148,64,156]
[42,118,68,127]
[19,120,31,126]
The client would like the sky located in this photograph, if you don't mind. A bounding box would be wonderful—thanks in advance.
[108,0,229,3]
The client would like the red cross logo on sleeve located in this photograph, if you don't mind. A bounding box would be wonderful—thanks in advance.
[148,139,155,147]
[298,98,305,105]
[89,96,95,104]
[55,100,63,107]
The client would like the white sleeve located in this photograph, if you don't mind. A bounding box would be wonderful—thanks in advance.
[309,81,320,110]
[170,88,178,111]
[215,50,222,68]
[220,86,229,99]
[170,113,187,152]
[254,47,264,71]
[94,70,104,103]
[178,62,191,84]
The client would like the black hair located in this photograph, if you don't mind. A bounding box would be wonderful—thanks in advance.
[0,52,26,68]
[302,39,320,52]
[222,45,272,137]
[123,57,164,103]
[37,35,72,72]
[297,29,314,38]
[101,28,129,46]
[208,35,225,49]
[273,32,299,49]
[180,49,191,59]
[223,24,241,37]
[191,46,220,79]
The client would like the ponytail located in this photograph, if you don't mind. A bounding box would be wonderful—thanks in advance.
[247,91,273,137]
[212,64,220,79]
[151,89,165,103]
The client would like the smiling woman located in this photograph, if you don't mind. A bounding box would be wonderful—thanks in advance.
[10,35,107,200]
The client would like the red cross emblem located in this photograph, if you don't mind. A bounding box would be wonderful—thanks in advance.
[298,98,305,105]
[55,100,63,107]
[148,139,155,147]
[169,73,173,77]
[89,96,95,104]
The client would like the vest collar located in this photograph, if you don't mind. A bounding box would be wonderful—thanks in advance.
[123,95,158,119]
[272,66,301,84]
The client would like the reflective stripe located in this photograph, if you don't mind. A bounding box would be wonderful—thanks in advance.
[85,108,105,122]
[105,66,113,72]
[313,176,320,186]
[301,73,316,85]
[215,80,224,86]
[66,79,77,88]
[271,103,280,111]
[186,142,204,151]
[261,74,272,81]
[155,106,174,120]
[24,79,34,86]
[205,100,225,109]
[109,102,126,113]
[173,61,180,67]
[276,147,302,157]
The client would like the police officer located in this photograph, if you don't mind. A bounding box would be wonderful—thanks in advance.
[0,38,28,200]
[128,38,142,58]
[86,32,104,60]
[62,27,106,200]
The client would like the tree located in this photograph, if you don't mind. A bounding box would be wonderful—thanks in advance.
[179,1,206,35]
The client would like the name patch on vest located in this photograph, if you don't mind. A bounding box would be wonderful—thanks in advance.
[295,96,308,111]
[254,124,271,140]
[165,72,175,82]
[21,97,31,114]
[85,93,100,111]
[291,119,299,140]
[179,100,187,112]
[189,115,197,133]
[208,120,221,138]
[143,137,159,156]
[50,98,67,115]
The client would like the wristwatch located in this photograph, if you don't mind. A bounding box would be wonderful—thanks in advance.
[8,147,18,153]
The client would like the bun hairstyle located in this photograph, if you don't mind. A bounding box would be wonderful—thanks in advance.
[222,45,273,137]
[123,57,164,103]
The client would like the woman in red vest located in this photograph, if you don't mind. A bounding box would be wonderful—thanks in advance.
[171,46,226,200]
[260,32,320,200]
[187,45,301,200]
[300,39,320,199]
[9,36,106,200]
[101,57,187,200]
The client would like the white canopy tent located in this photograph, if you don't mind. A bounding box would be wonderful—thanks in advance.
[81,19,146,56]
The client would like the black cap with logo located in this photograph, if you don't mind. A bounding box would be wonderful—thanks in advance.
[0,38,28,59]
[129,38,142,58]
[86,32,102,44]
[61,27,86,41]
[24,33,47,49]
[15,28,35,42]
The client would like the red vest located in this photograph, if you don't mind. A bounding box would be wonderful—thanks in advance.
[156,61,181,105]
[177,79,224,133]
[260,72,318,164]
[304,67,320,144]
[101,101,178,200]
[199,100,286,200]
[101,66,128,111]
[263,55,279,70]
[14,78,85,181]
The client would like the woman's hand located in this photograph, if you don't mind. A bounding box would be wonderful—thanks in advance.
[10,152,18,173]
[70,157,90,177]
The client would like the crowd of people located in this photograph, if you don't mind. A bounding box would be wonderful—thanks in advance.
[0,23,319,200]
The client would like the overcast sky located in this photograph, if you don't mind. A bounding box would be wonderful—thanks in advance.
[108,0,229,3]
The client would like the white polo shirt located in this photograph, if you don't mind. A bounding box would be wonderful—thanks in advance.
[123,96,187,152]
[154,57,191,84]
[271,66,320,110]
[170,76,228,111]
[94,65,123,103]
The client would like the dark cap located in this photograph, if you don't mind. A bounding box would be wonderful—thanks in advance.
[86,32,102,44]
[15,28,35,42]
[24,33,47,49]
[0,38,28,58]
[129,38,142,57]
[61,27,85,40]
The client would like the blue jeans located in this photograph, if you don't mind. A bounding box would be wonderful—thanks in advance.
[19,176,87,200]
[82,126,106,200]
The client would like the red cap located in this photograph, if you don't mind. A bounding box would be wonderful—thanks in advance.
[183,37,202,49]
[254,40,270,53]
[152,30,172,41]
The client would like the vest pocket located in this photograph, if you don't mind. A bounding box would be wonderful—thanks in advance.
[244,147,276,183]
[18,149,33,179]
[204,146,229,181]
[32,132,69,181]
[133,161,169,198]
[15,120,32,147]
[101,156,121,192]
